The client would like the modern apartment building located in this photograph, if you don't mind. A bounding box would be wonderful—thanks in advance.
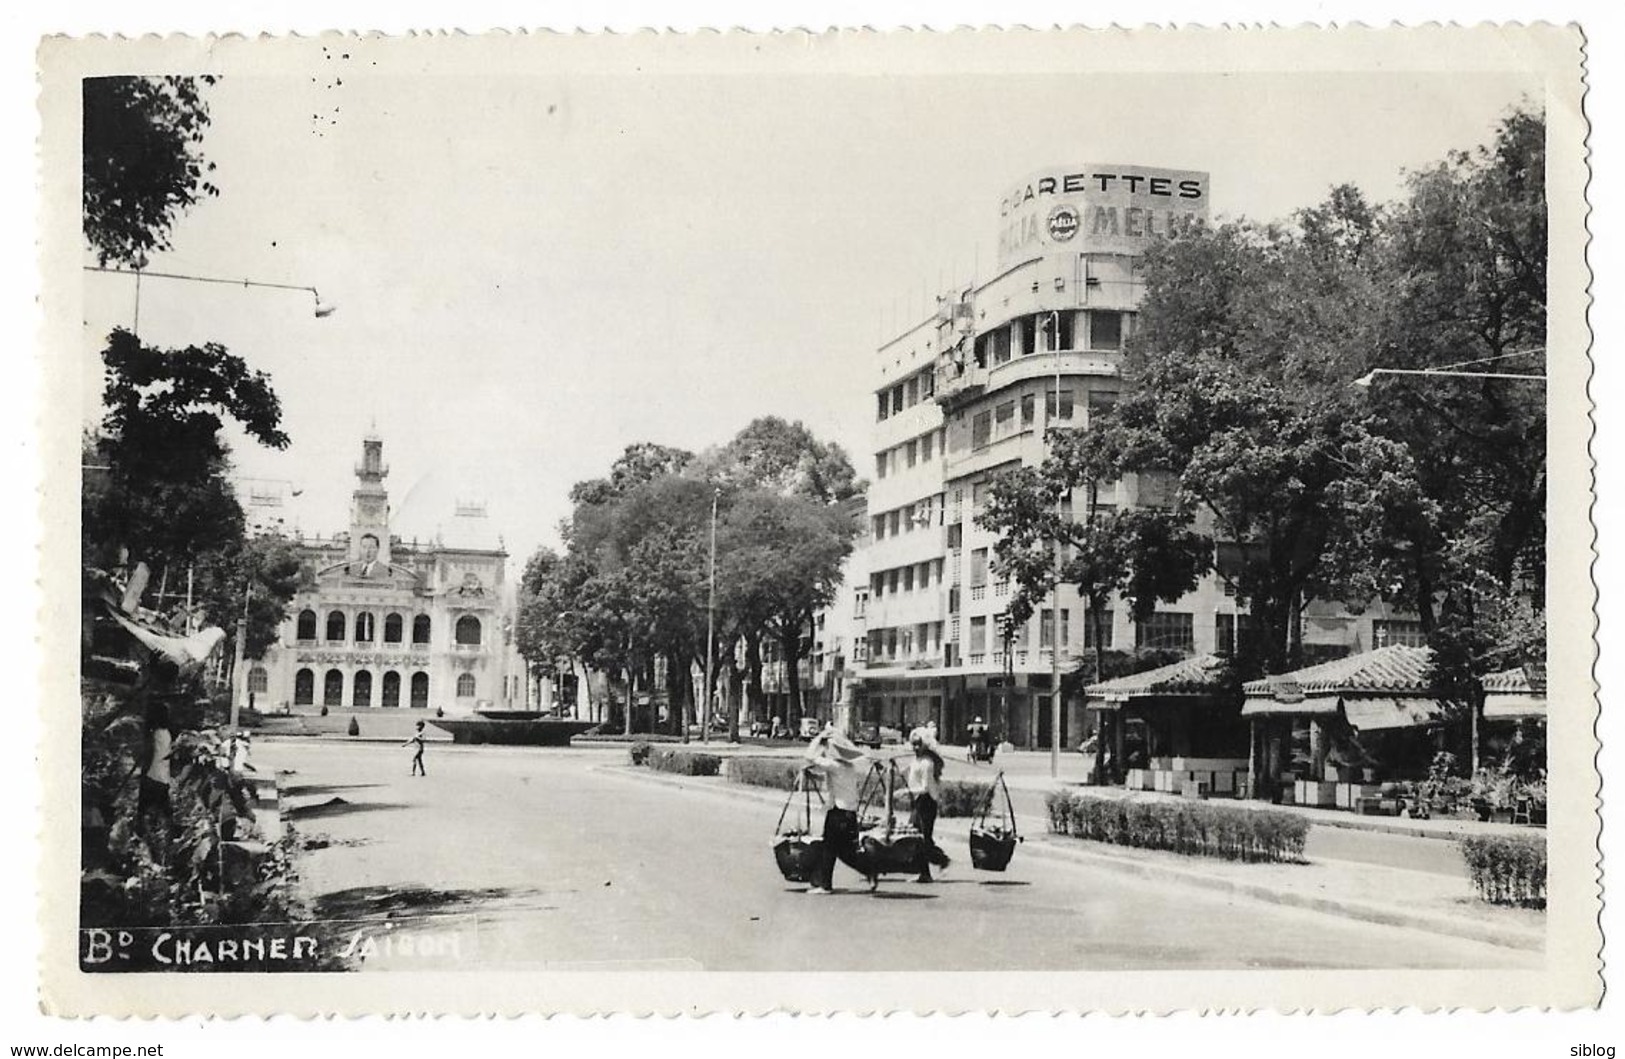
[851,165,1418,750]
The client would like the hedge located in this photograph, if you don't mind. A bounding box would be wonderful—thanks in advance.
[726,756,804,791]
[1045,790,1309,863]
[1459,833,1547,907]
[644,746,722,777]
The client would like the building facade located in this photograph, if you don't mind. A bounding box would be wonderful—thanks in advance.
[852,165,1417,749]
[244,435,523,717]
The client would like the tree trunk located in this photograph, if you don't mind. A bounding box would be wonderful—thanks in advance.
[666,651,689,738]
[782,615,805,730]
[726,659,744,743]
[622,666,634,736]
[744,630,765,731]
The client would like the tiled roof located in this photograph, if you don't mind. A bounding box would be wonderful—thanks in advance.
[1085,653,1230,702]
[1241,644,1434,698]
[1482,664,1546,695]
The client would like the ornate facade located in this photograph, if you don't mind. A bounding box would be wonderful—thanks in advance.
[246,435,519,715]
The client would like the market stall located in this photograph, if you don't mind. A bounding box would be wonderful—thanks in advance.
[1083,654,1246,794]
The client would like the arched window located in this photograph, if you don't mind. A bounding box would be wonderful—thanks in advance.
[296,609,317,641]
[353,670,373,707]
[323,669,344,706]
[247,666,269,695]
[412,614,432,645]
[294,668,314,705]
[456,673,476,698]
[455,615,482,646]
[384,613,404,644]
[410,671,430,708]
[355,612,375,643]
[381,671,401,708]
[326,611,346,642]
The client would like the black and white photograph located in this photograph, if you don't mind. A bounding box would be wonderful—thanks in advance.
[32,24,1595,1017]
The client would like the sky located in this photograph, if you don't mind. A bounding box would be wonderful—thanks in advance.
[79,50,1543,570]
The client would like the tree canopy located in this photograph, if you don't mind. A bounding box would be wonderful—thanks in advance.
[83,75,220,267]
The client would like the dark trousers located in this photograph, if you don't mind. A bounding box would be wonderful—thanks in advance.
[911,794,951,878]
[814,808,866,889]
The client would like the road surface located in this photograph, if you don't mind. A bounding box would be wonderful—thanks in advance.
[255,740,1532,972]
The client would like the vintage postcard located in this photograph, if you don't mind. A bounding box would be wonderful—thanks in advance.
[37,25,1596,1015]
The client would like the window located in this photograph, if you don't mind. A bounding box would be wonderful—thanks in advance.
[970,548,989,587]
[888,570,899,595]
[875,452,888,480]
[906,440,918,468]
[353,670,373,707]
[456,673,477,698]
[972,411,992,450]
[871,572,885,598]
[296,609,317,641]
[1021,393,1036,426]
[902,565,915,592]
[1374,619,1427,648]
[1087,390,1119,427]
[906,377,919,406]
[877,393,890,422]
[323,669,344,707]
[411,671,430,708]
[455,615,483,646]
[1015,316,1036,357]
[354,612,375,643]
[969,616,988,654]
[1089,310,1125,351]
[854,588,868,618]
[1014,619,1031,649]
[1040,609,1072,649]
[978,327,1012,367]
[412,614,432,645]
[873,515,887,541]
[1084,610,1115,649]
[247,666,268,695]
[382,670,401,708]
[1216,613,1259,655]
[384,613,404,644]
[995,401,1015,437]
[325,610,346,643]
[921,371,935,398]
[294,668,314,706]
[1136,611,1195,651]
[892,385,905,415]
[1045,388,1075,420]
[920,432,933,461]
[888,510,901,536]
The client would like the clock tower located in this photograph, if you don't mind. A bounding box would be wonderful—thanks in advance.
[349,432,391,567]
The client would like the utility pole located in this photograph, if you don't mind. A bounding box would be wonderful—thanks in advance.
[702,488,719,745]
[1049,310,1064,778]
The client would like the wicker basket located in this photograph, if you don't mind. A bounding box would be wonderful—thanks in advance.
[860,829,929,876]
[969,771,1020,872]
[773,834,823,883]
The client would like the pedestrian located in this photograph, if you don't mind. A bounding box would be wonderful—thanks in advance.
[403,721,427,776]
[802,726,875,895]
[906,731,952,882]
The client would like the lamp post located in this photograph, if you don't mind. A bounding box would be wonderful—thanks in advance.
[1354,368,1545,386]
[1047,311,1064,779]
[84,264,337,336]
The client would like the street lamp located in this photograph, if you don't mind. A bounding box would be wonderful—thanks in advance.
[1353,349,1544,388]
[702,487,720,746]
[84,264,337,333]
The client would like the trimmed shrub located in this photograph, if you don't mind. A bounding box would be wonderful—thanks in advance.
[578,732,683,745]
[346,717,360,737]
[726,756,804,791]
[646,747,722,777]
[1048,790,1310,863]
[628,741,653,766]
[1459,833,1547,907]
[937,779,994,818]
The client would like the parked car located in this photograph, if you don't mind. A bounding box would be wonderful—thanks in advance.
[799,717,823,740]
[853,723,904,750]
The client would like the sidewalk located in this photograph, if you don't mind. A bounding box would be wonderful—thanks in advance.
[601,762,1545,954]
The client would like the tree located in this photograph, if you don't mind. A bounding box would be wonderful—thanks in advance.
[694,416,862,503]
[192,533,310,660]
[83,75,220,267]
[84,329,289,575]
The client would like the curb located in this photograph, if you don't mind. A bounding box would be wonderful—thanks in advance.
[596,764,1543,954]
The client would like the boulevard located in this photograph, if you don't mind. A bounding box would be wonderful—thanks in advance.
[255,739,1535,972]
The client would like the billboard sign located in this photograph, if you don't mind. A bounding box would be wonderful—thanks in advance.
[996,166,1210,268]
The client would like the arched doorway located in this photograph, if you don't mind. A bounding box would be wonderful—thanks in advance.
[294,668,314,706]
[384,613,404,644]
[412,615,431,645]
[410,671,430,709]
[323,669,344,707]
[353,670,373,708]
[382,671,401,708]
[326,611,346,642]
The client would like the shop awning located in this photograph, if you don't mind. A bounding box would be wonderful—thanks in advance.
[1342,696,1444,731]
[1483,694,1547,721]
[1240,695,1339,718]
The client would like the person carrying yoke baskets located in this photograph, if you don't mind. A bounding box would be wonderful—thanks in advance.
[802,726,877,894]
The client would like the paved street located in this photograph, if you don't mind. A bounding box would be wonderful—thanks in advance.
[255,740,1534,972]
